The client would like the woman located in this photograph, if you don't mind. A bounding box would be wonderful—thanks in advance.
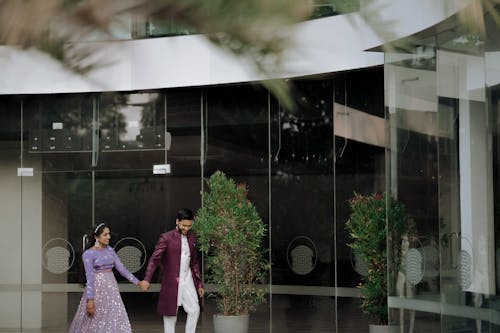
[69,223,148,332]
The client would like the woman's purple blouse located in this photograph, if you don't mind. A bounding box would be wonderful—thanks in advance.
[83,246,139,299]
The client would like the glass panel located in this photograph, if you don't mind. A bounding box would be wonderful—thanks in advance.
[166,89,203,177]
[14,88,204,332]
[37,172,92,331]
[42,172,92,284]
[437,19,496,332]
[385,40,442,331]
[334,69,385,332]
[96,92,166,171]
[483,9,500,333]
[270,80,335,331]
[387,11,500,332]
[204,84,270,331]
[20,94,95,331]
[22,94,93,172]
[0,96,22,331]
[91,89,202,331]
[93,169,201,331]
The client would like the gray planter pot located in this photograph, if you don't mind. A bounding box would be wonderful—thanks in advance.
[369,324,401,333]
[213,314,249,333]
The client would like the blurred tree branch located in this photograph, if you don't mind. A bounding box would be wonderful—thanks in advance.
[0,0,313,108]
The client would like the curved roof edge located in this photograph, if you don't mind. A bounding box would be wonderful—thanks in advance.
[0,0,471,95]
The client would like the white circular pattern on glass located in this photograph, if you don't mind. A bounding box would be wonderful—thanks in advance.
[114,237,147,273]
[42,238,75,274]
[350,249,369,277]
[458,250,472,290]
[117,246,142,273]
[287,236,317,275]
[290,245,314,275]
[404,248,423,285]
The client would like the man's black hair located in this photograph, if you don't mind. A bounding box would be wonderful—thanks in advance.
[177,208,194,221]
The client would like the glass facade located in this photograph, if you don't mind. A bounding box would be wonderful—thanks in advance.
[0,67,384,332]
[4,5,500,333]
[385,11,500,333]
[3,3,500,333]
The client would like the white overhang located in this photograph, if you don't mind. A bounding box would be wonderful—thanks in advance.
[0,0,472,94]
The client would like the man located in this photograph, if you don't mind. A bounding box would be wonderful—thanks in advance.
[143,209,204,333]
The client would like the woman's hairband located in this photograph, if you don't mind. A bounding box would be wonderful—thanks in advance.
[94,223,105,234]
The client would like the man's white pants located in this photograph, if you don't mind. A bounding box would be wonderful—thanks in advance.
[163,281,200,333]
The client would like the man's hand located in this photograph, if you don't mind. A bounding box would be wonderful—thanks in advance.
[198,287,205,298]
[86,299,95,316]
[138,280,150,291]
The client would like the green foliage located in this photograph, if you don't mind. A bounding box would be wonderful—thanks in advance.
[345,192,409,325]
[195,171,268,316]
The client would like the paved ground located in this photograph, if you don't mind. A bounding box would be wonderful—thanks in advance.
[0,295,371,333]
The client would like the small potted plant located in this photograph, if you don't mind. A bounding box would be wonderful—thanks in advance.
[195,171,268,333]
[346,192,409,333]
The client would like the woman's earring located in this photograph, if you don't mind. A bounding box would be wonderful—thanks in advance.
[94,239,100,248]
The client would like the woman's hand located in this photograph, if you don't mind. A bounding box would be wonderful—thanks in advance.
[198,287,205,298]
[86,299,95,316]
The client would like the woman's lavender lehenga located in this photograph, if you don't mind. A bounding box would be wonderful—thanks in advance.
[69,246,139,333]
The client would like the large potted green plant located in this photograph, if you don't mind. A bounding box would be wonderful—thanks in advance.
[346,192,409,333]
[195,171,268,333]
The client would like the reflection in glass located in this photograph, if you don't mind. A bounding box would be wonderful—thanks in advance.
[387,9,500,332]
[97,92,165,170]
[0,96,22,330]
[271,80,334,287]
[23,94,94,171]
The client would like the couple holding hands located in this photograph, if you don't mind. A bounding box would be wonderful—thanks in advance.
[69,208,203,333]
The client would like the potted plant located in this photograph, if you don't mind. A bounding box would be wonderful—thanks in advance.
[195,171,268,333]
[346,192,410,333]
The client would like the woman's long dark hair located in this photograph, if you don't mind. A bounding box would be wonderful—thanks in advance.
[80,223,108,285]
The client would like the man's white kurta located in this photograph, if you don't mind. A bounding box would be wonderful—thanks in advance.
[177,234,197,306]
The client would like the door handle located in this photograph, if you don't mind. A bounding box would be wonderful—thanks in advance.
[82,234,88,252]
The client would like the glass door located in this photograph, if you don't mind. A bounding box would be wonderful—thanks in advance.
[0,96,23,332]
[436,27,493,333]
[92,168,202,331]
[20,94,94,332]
[17,89,203,332]
[90,90,202,331]
[386,16,499,332]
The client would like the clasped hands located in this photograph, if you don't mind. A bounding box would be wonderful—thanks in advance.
[138,281,204,298]
[87,281,204,316]
[138,280,150,291]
